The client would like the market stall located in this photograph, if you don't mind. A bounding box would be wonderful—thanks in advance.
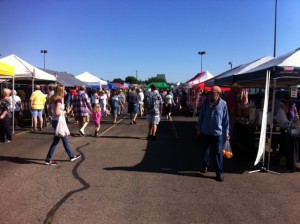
[216,47,300,171]
[0,54,57,129]
[75,72,107,89]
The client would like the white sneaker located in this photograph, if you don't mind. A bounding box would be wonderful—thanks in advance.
[70,154,82,162]
[15,126,21,130]
[79,129,85,136]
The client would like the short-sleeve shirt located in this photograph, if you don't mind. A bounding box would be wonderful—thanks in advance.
[51,98,64,121]
[110,95,121,109]
[146,91,163,115]
[73,92,91,117]
[30,90,46,110]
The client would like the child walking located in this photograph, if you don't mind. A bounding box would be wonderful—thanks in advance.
[93,104,102,137]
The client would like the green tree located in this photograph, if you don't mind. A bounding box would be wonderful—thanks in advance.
[146,76,167,84]
[125,76,138,84]
[112,78,124,83]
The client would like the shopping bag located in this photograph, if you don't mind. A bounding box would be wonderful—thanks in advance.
[55,114,70,137]
[223,140,233,159]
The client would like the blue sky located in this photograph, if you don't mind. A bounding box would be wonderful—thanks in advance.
[1,0,300,83]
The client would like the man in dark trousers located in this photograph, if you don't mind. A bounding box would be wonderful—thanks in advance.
[197,86,230,182]
[127,87,139,124]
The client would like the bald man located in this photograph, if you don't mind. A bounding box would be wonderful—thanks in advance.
[197,86,230,182]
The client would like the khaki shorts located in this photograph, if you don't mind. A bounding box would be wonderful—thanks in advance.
[75,116,90,123]
[147,114,160,125]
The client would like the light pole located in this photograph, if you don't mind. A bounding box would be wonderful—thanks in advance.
[198,51,206,73]
[40,50,48,69]
[274,0,278,57]
[229,61,233,69]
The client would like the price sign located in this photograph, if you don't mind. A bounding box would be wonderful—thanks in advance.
[290,86,297,98]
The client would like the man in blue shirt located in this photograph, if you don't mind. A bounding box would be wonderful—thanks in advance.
[197,86,230,182]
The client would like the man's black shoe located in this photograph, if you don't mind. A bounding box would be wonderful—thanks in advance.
[200,167,207,173]
[216,175,224,182]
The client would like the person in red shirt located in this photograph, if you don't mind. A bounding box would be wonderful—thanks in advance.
[71,85,79,124]
[224,83,240,137]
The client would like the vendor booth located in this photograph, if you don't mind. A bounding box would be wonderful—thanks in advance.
[216,47,300,172]
[185,71,214,116]
[76,72,107,89]
[214,56,274,86]
[0,54,57,129]
[145,82,171,90]
[43,69,86,87]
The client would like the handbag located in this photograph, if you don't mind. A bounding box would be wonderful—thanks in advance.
[223,140,233,159]
[55,113,70,137]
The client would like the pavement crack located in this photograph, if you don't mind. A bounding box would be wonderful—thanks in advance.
[43,143,90,224]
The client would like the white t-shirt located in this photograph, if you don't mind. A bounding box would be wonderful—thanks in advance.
[138,92,144,104]
[100,94,107,105]
[9,95,22,112]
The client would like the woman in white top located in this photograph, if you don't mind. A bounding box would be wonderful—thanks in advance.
[9,90,22,129]
[137,88,144,117]
[90,89,100,108]
[164,90,175,120]
[99,90,108,117]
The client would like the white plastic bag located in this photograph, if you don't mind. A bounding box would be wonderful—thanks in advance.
[55,114,70,137]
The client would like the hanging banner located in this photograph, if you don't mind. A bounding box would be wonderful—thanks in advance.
[254,70,270,165]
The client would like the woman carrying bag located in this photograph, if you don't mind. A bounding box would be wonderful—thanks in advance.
[44,85,81,165]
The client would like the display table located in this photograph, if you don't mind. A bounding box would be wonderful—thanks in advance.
[233,122,256,157]
[234,122,281,157]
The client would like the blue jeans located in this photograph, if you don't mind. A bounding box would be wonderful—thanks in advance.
[45,120,74,161]
[200,133,224,176]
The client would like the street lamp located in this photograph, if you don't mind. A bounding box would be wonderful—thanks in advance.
[229,61,233,69]
[274,0,278,57]
[40,50,48,69]
[198,51,206,73]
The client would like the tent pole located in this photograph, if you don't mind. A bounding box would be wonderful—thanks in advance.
[12,77,15,134]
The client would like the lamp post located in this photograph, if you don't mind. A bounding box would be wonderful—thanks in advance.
[229,61,233,69]
[198,51,206,73]
[273,0,277,57]
[40,50,48,69]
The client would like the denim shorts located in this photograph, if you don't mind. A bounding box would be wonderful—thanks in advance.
[31,109,43,118]
[128,103,138,114]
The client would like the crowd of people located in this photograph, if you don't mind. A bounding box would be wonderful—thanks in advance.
[1,82,298,177]
[0,84,188,163]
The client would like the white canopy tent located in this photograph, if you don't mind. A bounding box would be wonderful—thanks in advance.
[237,47,300,170]
[0,54,56,132]
[0,54,56,82]
[214,56,274,86]
[76,72,107,88]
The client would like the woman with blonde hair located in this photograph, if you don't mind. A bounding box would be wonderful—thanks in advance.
[44,85,81,165]
[0,88,12,143]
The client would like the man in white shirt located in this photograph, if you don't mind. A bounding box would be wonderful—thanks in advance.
[137,88,144,117]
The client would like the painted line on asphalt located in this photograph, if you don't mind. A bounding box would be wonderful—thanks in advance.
[169,116,179,139]
[100,115,129,136]
[14,130,30,135]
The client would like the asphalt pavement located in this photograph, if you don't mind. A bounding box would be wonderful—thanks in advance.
[0,113,299,224]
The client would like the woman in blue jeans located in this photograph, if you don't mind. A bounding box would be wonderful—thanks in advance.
[44,85,81,165]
